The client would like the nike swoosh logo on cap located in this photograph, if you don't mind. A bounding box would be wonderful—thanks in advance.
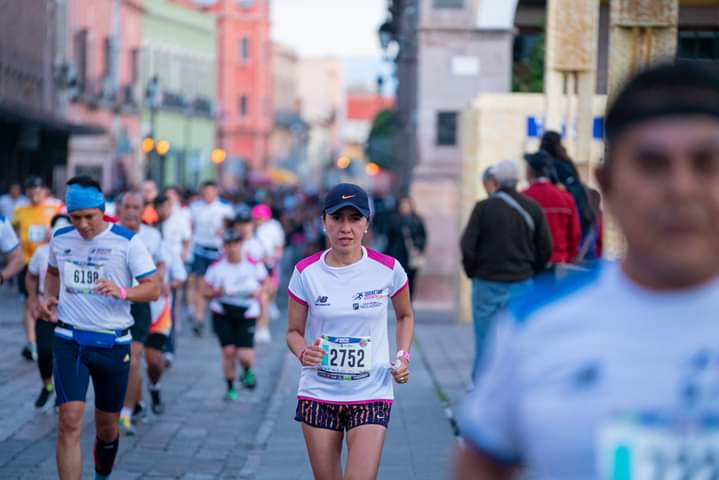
[341,195,356,200]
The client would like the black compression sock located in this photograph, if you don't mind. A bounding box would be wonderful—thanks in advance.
[226,378,234,391]
[94,435,119,476]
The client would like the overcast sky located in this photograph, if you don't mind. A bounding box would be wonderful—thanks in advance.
[271,0,386,58]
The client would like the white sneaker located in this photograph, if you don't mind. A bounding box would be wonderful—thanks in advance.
[269,303,280,322]
[255,328,272,344]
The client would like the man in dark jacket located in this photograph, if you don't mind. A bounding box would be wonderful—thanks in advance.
[460,160,552,379]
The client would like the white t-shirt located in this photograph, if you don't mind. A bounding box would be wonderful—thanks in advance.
[161,211,191,261]
[287,247,408,403]
[204,258,267,318]
[256,219,285,260]
[191,199,234,249]
[459,262,719,480]
[0,194,27,219]
[48,224,157,330]
[0,215,19,254]
[242,237,265,263]
[138,224,163,264]
[28,243,50,295]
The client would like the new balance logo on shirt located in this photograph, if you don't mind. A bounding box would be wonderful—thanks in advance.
[315,296,330,306]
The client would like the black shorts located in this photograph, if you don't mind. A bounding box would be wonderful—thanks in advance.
[53,336,130,412]
[191,247,220,275]
[294,399,392,431]
[212,304,255,348]
[130,302,151,343]
[145,333,167,351]
[17,265,28,297]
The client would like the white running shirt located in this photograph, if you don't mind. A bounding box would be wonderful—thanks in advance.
[191,200,234,249]
[256,219,285,260]
[459,262,719,480]
[48,224,156,330]
[204,258,267,318]
[242,237,265,263]
[161,211,191,261]
[28,243,50,295]
[0,215,19,254]
[288,247,408,403]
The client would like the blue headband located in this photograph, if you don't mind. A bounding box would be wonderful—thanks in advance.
[66,184,105,213]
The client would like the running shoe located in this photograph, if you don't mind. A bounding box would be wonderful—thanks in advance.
[164,352,174,368]
[21,345,33,362]
[225,388,238,401]
[255,328,272,344]
[241,369,257,390]
[133,401,147,422]
[118,415,135,436]
[269,303,280,321]
[34,384,54,409]
[192,323,203,337]
[150,388,164,415]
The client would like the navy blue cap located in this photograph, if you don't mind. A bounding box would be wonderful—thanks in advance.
[223,229,243,244]
[524,150,557,180]
[323,183,371,217]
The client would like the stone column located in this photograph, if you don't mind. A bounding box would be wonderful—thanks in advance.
[607,0,678,98]
[603,0,678,258]
[544,0,599,170]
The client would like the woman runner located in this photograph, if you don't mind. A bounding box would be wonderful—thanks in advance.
[287,183,414,480]
[203,229,268,399]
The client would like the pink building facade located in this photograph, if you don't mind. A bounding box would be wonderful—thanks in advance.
[208,0,273,173]
[64,0,144,191]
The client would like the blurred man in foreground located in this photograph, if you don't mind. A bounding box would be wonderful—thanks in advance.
[455,62,719,479]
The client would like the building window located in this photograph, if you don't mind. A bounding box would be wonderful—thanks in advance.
[103,37,113,76]
[129,48,140,84]
[240,37,250,62]
[239,95,249,117]
[512,28,544,93]
[436,112,458,146]
[433,0,463,9]
[73,29,88,92]
[678,30,719,62]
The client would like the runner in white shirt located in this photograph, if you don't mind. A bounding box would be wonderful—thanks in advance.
[233,210,265,264]
[157,191,191,263]
[0,212,23,285]
[154,191,190,366]
[188,181,234,336]
[39,176,160,480]
[252,204,285,343]
[287,183,414,480]
[114,191,166,435]
[202,230,267,399]
[25,214,71,410]
[455,62,719,480]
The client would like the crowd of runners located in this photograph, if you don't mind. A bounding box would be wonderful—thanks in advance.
[0,61,718,479]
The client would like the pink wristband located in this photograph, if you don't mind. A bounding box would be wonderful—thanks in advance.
[119,287,127,300]
[298,348,306,364]
[396,350,410,363]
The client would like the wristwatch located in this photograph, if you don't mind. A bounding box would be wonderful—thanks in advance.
[396,350,410,363]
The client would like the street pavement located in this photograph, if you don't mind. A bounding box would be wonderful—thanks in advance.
[0,284,474,479]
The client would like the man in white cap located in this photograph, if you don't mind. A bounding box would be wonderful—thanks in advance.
[460,160,552,380]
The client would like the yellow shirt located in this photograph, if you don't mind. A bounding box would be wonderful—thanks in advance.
[13,202,64,262]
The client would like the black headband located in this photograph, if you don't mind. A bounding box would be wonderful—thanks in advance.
[605,88,719,143]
